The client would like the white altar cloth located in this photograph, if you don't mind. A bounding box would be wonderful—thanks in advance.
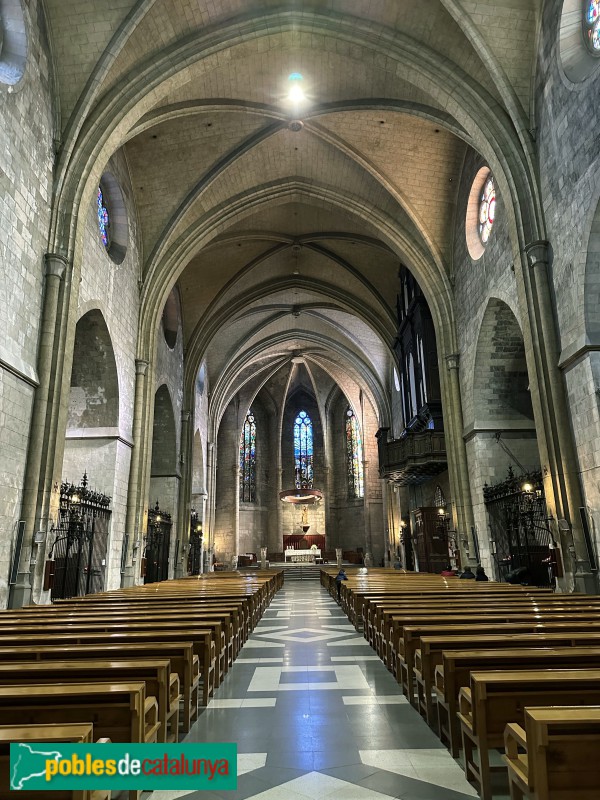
[285,548,321,562]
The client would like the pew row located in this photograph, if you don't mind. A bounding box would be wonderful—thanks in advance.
[503,707,600,800]
[0,723,110,800]
[457,669,600,800]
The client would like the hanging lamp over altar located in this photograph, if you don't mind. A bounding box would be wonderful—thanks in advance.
[278,489,323,505]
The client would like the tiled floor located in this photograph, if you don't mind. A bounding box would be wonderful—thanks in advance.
[147,582,484,800]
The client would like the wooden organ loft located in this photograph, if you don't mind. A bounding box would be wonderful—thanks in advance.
[377,267,451,573]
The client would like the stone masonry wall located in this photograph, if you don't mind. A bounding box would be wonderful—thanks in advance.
[453,147,541,571]
[536,0,600,566]
[0,2,55,606]
[61,148,142,594]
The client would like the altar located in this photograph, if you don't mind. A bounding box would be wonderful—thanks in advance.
[285,548,321,563]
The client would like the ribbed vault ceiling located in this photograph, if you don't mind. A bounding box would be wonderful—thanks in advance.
[45,0,540,428]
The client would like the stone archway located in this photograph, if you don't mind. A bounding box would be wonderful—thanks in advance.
[61,309,120,593]
[147,384,179,580]
[468,298,541,577]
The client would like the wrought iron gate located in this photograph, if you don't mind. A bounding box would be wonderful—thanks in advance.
[49,474,111,601]
[187,509,203,575]
[144,502,172,584]
[483,467,555,586]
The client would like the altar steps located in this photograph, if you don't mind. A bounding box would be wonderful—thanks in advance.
[278,562,323,581]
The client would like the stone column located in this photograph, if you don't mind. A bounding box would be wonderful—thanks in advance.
[232,460,240,569]
[275,466,283,554]
[323,464,331,547]
[381,479,391,566]
[205,441,215,569]
[362,458,373,565]
[122,359,149,587]
[444,353,477,566]
[175,409,191,578]
[524,241,598,592]
[9,254,68,608]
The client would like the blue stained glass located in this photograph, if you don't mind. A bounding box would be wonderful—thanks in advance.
[239,410,256,502]
[97,186,110,248]
[585,1,600,51]
[294,410,313,489]
[345,407,364,498]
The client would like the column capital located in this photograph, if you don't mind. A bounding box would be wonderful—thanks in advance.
[445,353,460,370]
[44,252,69,279]
[524,240,551,268]
[181,410,191,422]
[135,359,149,376]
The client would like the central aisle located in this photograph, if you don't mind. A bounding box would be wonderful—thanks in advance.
[151,581,478,800]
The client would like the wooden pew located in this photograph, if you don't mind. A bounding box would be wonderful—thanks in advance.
[49,598,252,647]
[366,594,598,653]
[0,723,110,800]
[457,669,600,800]
[397,619,600,702]
[0,619,227,688]
[0,629,215,709]
[386,608,600,677]
[414,631,600,727]
[0,682,159,800]
[0,660,179,744]
[0,641,201,732]
[503,707,600,800]
[374,598,600,661]
[435,646,600,757]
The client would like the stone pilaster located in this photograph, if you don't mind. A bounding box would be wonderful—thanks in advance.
[9,253,68,608]
[122,358,149,587]
[175,409,191,578]
[524,241,598,592]
[444,352,477,567]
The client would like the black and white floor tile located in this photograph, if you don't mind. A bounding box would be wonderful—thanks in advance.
[148,582,494,799]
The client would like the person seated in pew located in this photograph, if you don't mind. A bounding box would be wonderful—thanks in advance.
[440,565,456,577]
[475,566,489,582]
[459,566,475,579]
[335,568,348,602]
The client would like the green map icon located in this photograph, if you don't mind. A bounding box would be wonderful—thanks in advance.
[11,743,62,790]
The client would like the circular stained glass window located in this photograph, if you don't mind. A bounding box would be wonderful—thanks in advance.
[478,176,496,245]
[585,0,600,52]
[97,186,110,248]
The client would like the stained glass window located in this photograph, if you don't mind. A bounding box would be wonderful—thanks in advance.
[239,410,256,503]
[346,407,364,499]
[97,186,110,248]
[478,175,496,244]
[585,0,600,51]
[294,410,313,489]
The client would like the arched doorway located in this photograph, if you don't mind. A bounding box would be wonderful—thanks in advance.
[146,385,177,582]
[471,299,551,582]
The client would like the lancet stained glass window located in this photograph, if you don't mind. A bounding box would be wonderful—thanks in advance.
[346,407,364,499]
[478,175,496,244]
[97,186,110,248]
[585,0,600,51]
[239,410,256,502]
[294,410,313,489]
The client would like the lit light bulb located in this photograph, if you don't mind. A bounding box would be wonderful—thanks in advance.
[288,82,306,104]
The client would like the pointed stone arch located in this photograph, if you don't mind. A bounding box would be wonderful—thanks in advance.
[150,384,177,476]
[473,299,534,426]
[67,309,119,430]
[584,196,600,340]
